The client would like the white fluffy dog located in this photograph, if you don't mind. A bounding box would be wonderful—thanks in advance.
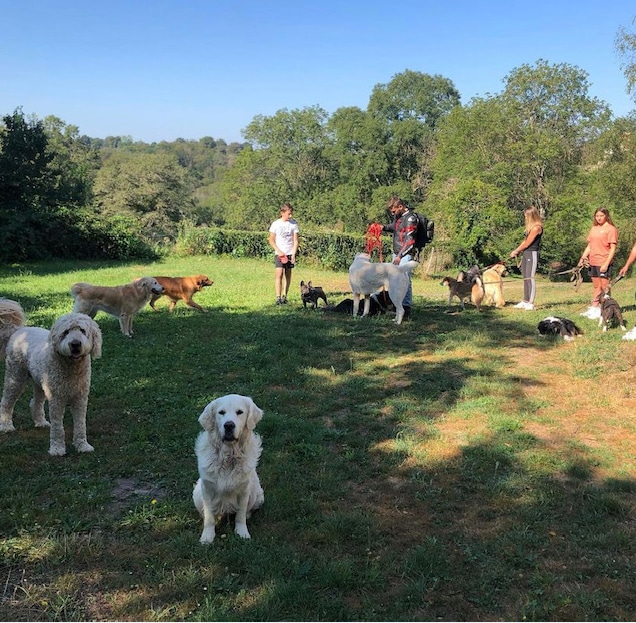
[193,394,264,544]
[0,298,26,361]
[0,312,102,456]
[348,252,418,324]
[71,276,164,337]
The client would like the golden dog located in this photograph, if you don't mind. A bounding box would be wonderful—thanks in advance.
[480,264,507,308]
[149,275,213,312]
[71,276,163,337]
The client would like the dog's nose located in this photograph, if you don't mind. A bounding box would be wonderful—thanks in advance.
[224,421,235,433]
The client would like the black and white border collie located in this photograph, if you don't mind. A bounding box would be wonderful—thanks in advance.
[537,316,583,342]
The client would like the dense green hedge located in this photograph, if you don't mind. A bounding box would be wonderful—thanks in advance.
[174,225,396,271]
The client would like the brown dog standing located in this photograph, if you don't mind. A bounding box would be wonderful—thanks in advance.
[150,275,213,312]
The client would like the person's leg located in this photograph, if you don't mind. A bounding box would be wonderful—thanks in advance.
[398,254,413,311]
[591,275,603,307]
[282,266,292,302]
[524,251,538,304]
[274,267,284,303]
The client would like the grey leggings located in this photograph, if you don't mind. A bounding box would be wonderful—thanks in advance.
[521,250,539,303]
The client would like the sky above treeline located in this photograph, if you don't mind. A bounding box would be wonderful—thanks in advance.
[2,0,635,143]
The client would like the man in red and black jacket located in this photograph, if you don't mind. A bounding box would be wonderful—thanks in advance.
[382,195,418,318]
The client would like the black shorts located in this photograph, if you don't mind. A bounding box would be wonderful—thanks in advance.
[588,264,613,279]
[274,254,295,269]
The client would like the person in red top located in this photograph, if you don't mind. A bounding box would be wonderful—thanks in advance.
[578,207,619,320]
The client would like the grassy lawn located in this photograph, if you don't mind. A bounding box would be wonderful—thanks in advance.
[0,255,635,621]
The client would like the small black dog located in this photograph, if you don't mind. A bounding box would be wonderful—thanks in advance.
[537,316,583,342]
[326,291,394,316]
[300,281,328,309]
[599,289,626,332]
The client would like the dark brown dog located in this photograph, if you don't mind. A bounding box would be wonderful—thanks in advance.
[150,275,213,312]
[300,281,328,309]
[599,289,626,333]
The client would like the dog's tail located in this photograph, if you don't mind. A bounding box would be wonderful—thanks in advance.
[0,298,26,361]
[397,260,419,274]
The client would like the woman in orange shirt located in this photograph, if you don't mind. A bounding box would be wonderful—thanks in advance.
[578,207,618,320]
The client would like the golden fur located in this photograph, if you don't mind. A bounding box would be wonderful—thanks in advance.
[149,275,213,312]
[480,264,507,308]
[193,394,264,544]
[71,277,163,337]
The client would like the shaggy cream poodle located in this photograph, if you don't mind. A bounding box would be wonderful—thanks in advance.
[0,312,102,456]
[0,298,26,361]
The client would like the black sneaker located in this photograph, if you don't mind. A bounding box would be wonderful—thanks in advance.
[402,306,411,320]
[275,297,283,305]
[281,295,288,304]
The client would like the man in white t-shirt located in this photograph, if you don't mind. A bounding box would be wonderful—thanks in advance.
[268,203,300,305]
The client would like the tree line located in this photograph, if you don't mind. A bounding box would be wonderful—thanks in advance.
[2,57,636,270]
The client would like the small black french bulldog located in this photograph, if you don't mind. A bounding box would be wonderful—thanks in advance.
[300,281,328,309]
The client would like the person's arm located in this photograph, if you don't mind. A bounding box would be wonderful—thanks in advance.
[291,231,299,262]
[510,225,542,257]
[268,231,283,256]
[619,241,636,276]
[578,243,591,267]
[601,242,617,272]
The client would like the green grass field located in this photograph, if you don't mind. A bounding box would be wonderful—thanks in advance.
[1,256,635,621]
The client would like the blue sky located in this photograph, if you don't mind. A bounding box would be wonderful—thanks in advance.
[2,0,635,144]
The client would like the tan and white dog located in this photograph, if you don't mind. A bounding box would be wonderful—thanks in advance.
[71,277,164,337]
[480,264,507,308]
[193,394,264,544]
[348,253,418,325]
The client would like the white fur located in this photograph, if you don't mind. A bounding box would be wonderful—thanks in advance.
[0,312,102,456]
[0,298,26,361]
[193,394,264,544]
[348,253,418,325]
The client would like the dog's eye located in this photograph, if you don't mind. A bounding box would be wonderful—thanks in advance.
[79,328,86,335]
[236,410,244,416]
[218,410,226,415]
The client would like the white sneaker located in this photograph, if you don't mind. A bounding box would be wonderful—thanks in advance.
[622,327,636,341]
[523,302,535,310]
[581,306,601,319]
[513,301,527,309]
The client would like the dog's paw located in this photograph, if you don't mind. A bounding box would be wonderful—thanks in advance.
[75,441,95,453]
[34,419,51,428]
[200,527,216,544]
[49,444,67,457]
[0,421,16,433]
[235,523,251,539]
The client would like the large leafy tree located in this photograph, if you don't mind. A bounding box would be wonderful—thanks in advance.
[93,151,194,244]
[429,60,611,266]
[222,106,334,228]
[367,70,460,199]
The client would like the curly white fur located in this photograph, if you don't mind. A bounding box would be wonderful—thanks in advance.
[0,298,26,361]
[0,312,102,456]
[193,394,264,544]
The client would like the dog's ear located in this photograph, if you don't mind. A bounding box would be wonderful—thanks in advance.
[198,400,217,432]
[308,281,312,287]
[300,280,305,287]
[246,398,263,431]
[88,319,103,359]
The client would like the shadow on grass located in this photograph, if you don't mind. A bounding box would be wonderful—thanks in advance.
[0,294,634,621]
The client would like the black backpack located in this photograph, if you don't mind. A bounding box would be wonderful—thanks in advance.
[414,212,434,249]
